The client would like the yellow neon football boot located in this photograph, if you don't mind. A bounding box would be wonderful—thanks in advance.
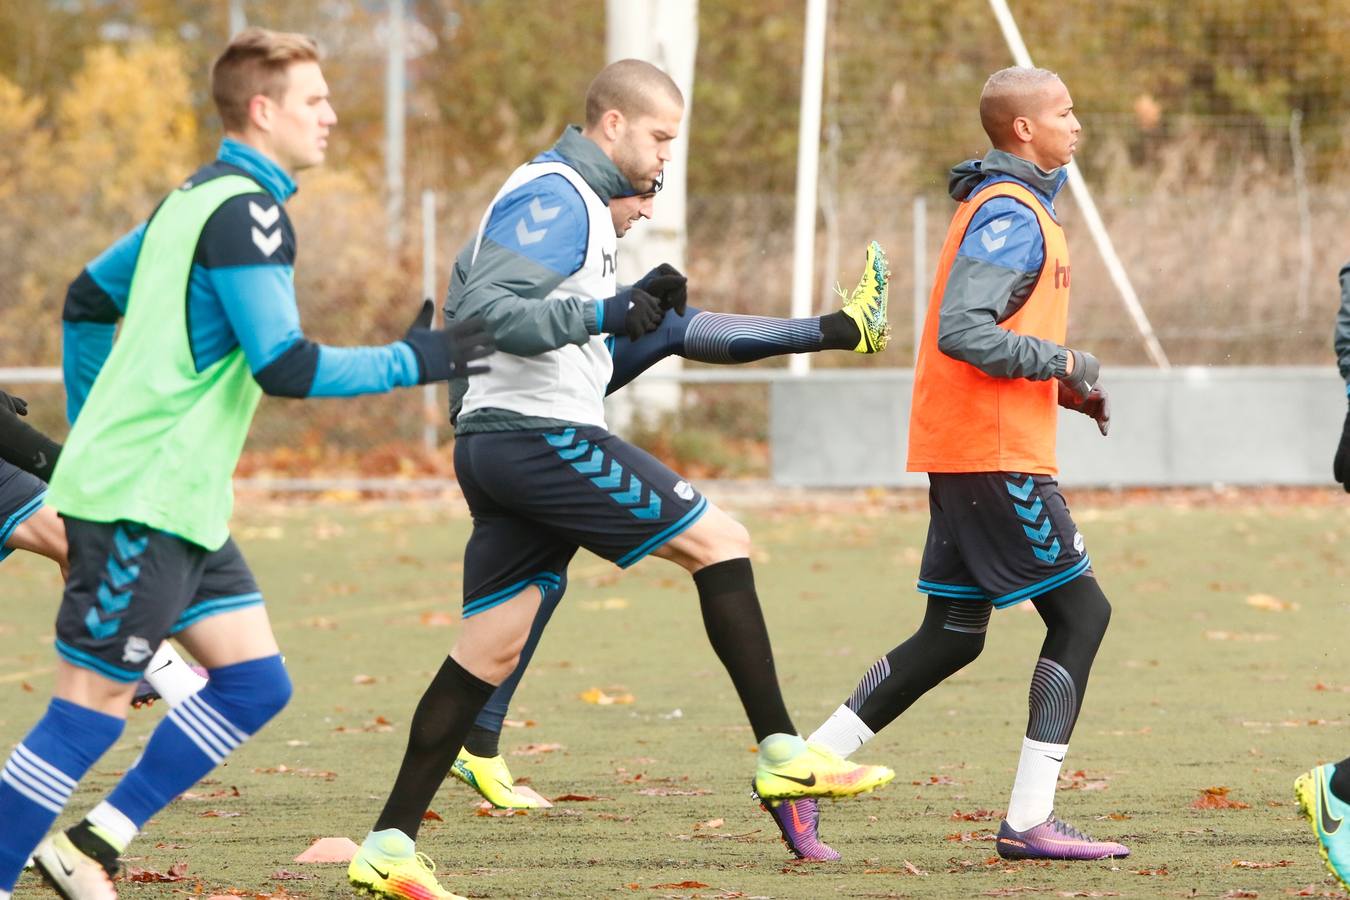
[450,747,547,809]
[349,831,465,900]
[753,736,895,803]
[836,240,891,353]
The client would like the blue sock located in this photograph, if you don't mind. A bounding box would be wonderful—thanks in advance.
[0,698,124,890]
[104,655,291,830]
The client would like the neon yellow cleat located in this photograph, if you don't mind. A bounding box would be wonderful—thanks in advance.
[450,747,547,809]
[1295,763,1350,891]
[837,240,891,353]
[753,739,895,803]
[348,838,465,900]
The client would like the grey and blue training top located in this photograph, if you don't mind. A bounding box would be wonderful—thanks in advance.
[1337,262,1350,391]
[61,138,421,423]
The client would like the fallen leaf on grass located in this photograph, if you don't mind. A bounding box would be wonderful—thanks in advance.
[1058,770,1110,791]
[649,882,710,889]
[1205,630,1278,642]
[476,805,527,817]
[1286,884,1344,896]
[1058,893,1120,898]
[1095,812,1131,820]
[1136,867,1169,875]
[199,810,242,818]
[981,889,1045,897]
[951,809,1002,821]
[1220,892,1258,899]
[502,718,536,728]
[1247,592,1299,612]
[913,774,958,786]
[1231,859,1294,868]
[253,765,337,780]
[579,687,635,705]
[636,786,711,797]
[598,812,634,822]
[269,870,314,881]
[422,810,442,821]
[181,786,241,800]
[125,862,189,883]
[693,817,724,830]
[552,793,608,802]
[352,674,377,685]
[579,597,629,611]
[293,836,359,863]
[511,742,563,756]
[1191,786,1250,810]
[945,831,996,842]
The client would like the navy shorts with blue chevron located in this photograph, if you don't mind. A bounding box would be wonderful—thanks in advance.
[455,427,708,618]
[916,473,1092,609]
[55,517,262,682]
[0,458,46,564]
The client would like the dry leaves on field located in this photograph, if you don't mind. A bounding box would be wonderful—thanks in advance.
[1059,770,1110,791]
[1136,866,1169,875]
[1191,786,1251,810]
[579,687,635,705]
[125,862,189,883]
[913,774,958,786]
[636,786,712,797]
[951,808,1002,821]
[475,805,527,817]
[646,882,710,890]
[1058,893,1120,898]
[199,810,242,818]
[422,810,442,821]
[352,674,377,685]
[693,817,724,830]
[253,764,337,780]
[419,611,456,627]
[553,793,608,802]
[1247,592,1299,612]
[945,830,996,842]
[181,786,241,800]
[1231,859,1294,868]
[1220,892,1259,899]
[511,742,563,756]
[1095,812,1131,820]
[269,870,314,881]
[1286,884,1345,896]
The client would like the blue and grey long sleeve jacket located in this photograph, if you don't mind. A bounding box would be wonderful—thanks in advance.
[1337,262,1350,391]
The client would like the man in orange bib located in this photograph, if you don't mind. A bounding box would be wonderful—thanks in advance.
[765,67,1127,863]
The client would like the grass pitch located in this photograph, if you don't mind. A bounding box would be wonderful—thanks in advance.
[2,491,1348,898]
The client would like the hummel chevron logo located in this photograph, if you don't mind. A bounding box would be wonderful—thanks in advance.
[980,217,1012,252]
[1013,497,1043,523]
[1032,538,1062,564]
[1004,475,1035,501]
[515,197,561,246]
[249,200,280,228]
[1022,518,1053,544]
[252,226,282,256]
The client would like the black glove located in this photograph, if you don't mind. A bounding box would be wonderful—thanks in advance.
[1058,380,1110,437]
[635,263,688,316]
[1057,348,1100,400]
[401,300,495,384]
[0,390,62,481]
[600,288,666,341]
[1334,401,1350,493]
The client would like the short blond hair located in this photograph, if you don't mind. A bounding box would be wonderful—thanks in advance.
[585,59,683,127]
[212,27,320,131]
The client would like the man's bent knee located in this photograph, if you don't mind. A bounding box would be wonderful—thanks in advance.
[658,504,751,572]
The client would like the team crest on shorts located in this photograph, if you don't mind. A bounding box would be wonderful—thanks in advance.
[1073,532,1086,555]
[122,635,153,664]
[674,480,695,501]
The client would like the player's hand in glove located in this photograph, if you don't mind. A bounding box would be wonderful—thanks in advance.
[1058,380,1110,437]
[600,288,667,341]
[636,263,688,316]
[402,300,495,383]
[1057,348,1100,399]
[0,390,62,480]
[1334,400,1350,493]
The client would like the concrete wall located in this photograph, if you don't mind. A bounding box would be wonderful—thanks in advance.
[770,367,1347,487]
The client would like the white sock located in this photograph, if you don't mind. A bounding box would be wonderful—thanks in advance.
[807,704,875,759]
[1005,736,1068,831]
[87,801,139,852]
[143,642,207,707]
[1,887,12,899]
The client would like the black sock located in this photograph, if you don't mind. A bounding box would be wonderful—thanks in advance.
[66,820,120,876]
[693,558,794,741]
[1331,758,1350,804]
[463,723,501,758]
[819,310,861,350]
[852,596,988,732]
[373,655,496,838]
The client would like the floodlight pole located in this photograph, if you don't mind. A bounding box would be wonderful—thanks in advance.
[228,0,246,35]
[986,0,1169,369]
[385,0,406,250]
[421,190,437,453]
[788,0,829,376]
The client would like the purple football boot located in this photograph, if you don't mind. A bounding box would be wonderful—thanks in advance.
[995,814,1130,860]
[756,789,841,862]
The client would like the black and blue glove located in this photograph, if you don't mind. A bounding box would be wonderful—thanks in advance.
[401,300,495,384]
[1334,399,1350,493]
[0,390,62,481]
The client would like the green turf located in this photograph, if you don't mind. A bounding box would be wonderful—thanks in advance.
[2,496,1349,898]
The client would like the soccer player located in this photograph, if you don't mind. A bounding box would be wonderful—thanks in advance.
[761,66,1128,862]
[0,391,208,706]
[446,196,891,814]
[348,59,893,900]
[1290,260,1350,890]
[0,28,493,900]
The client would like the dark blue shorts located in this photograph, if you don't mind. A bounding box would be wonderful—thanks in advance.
[55,517,263,683]
[917,473,1092,609]
[455,427,708,617]
[0,459,46,564]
